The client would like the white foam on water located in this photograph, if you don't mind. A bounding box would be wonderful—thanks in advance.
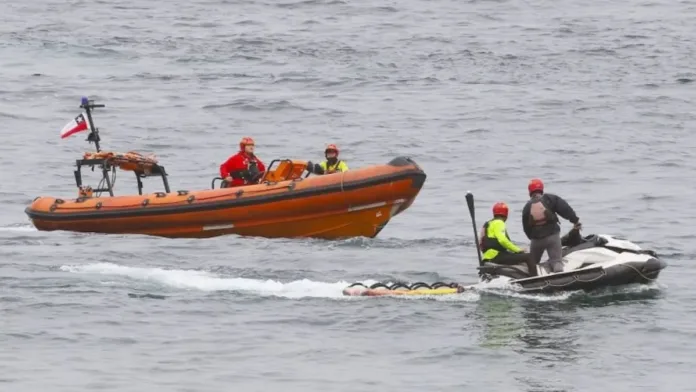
[60,262,353,299]
[470,277,578,301]
[0,224,37,232]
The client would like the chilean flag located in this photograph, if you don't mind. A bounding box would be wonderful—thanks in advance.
[60,112,92,139]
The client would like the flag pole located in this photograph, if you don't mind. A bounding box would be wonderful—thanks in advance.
[79,96,105,152]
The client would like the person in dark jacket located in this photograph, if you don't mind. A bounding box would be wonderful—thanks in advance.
[521,178,582,273]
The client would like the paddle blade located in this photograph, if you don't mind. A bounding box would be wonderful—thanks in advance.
[466,191,484,267]
[465,191,475,217]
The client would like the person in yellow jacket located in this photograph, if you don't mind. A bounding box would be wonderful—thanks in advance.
[479,202,538,277]
[315,144,349,174]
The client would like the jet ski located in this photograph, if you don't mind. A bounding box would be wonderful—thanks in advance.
[476,227,667,294]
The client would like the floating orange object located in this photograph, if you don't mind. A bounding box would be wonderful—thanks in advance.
[25,98,427,240]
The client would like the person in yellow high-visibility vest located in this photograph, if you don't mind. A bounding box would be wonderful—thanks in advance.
[315,144,349,174]
[480,202,538,276]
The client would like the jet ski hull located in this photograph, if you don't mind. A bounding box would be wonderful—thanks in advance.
[482,257,666,294]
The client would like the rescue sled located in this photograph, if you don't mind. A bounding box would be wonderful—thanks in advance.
[342,282,465,296]
[24,97,427,239]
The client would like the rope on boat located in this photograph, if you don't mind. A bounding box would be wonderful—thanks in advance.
[513,263,658,292]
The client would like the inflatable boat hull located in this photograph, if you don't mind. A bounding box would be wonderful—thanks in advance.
[25,156,426,240]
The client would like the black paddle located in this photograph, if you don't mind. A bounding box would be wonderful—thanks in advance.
[465,191,484,267]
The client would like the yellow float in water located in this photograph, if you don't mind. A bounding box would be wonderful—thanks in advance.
[342,282,466,297]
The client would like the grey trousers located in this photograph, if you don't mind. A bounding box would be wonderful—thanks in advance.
[530,232,563,272]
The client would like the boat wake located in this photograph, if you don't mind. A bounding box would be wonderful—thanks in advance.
[61,262,352,299]
[0,224,37,233]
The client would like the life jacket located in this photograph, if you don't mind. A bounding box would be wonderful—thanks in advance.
[528,194,558,227]
[226,154,261,185]
[479,219,511,254]
[324,160,343,174]
[247,158,261,179]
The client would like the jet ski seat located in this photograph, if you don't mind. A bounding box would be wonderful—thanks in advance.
[562,233,608,257]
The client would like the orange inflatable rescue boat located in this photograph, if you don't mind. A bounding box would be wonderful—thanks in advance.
[24,98,427,239]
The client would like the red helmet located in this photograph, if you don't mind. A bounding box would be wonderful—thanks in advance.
[239,136,255,151]
[325,143,339,155]
[492,202,509,218]
[528,178,544,194]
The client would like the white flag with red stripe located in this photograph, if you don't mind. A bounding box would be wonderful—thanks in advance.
[60,112,91,139]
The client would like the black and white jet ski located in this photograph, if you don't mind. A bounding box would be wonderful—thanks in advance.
[466,192,667,294]
[476,228,667,294]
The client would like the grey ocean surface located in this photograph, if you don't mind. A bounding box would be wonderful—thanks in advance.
[1,0,695,391]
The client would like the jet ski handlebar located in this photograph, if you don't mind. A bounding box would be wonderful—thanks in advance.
[561,227,659,257]
[561,227,609,248]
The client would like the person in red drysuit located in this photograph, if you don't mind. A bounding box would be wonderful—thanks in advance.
[219,136,266,188]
